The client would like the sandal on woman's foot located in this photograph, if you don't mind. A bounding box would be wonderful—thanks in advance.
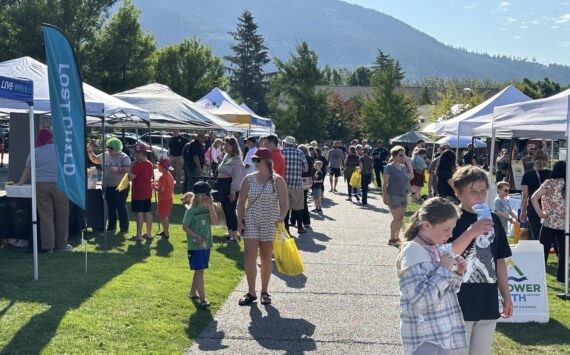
[142,234,154,241]
[198,300,211,309]
[260,292,272,305]
[238,293,257,306]
[129,235,142,242]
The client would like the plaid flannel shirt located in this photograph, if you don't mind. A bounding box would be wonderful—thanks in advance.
[398,250,467,354]
[282,147,308,189]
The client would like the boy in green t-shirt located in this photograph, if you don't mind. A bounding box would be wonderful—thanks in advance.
[182,181,218,309]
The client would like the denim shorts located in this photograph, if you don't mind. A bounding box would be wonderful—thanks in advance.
[389,194,408,209]
[188,249,211,270]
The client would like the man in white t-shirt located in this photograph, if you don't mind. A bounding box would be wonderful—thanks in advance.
[243,137,258,175]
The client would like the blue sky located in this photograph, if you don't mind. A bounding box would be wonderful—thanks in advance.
[343,0,570,65]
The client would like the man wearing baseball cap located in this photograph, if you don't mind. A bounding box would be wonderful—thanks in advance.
[129,143,154,241]
[281,136,309,234]
[427,142,450,198]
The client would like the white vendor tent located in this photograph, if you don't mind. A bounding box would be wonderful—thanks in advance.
[436,135,487,149]
[239,103,275,135]
[435,85,531,136]
[390,131,433,144]
[0,57,149,124]
[196,87,251,123]
[478,89,570,299]
[113,83,242,131]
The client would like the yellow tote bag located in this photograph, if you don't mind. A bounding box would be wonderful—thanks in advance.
[116,173,130,192]
[273,223,304,276]
[349,168,362,188]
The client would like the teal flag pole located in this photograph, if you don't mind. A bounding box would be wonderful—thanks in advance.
[42,24,87,210]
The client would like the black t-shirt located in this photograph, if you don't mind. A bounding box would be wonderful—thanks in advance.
[372,147,389,168]
[313,170,324,189]
[437,169,455,199]
[168,136,189,156]
[521,169,551,217]
[183,140,204,169]
[449,209,512,321]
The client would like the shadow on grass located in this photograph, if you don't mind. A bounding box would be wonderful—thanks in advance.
[496,318,570,346]
[248,305,316,353]
[153,237,173,258]
[0,247,148,355]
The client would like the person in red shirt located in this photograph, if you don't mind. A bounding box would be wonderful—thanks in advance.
[264,134,285,178]
[129,144,155,242]
[153,157,175,239]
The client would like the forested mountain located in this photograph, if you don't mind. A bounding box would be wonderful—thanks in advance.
[130,0,570,84]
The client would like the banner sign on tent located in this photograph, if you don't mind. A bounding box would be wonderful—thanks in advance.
[511,160,525,190]
[498,241,549,323]
[43,24,86,210]
[0,75,33,104]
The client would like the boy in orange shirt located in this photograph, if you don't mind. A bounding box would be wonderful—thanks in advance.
[154,157,175,239]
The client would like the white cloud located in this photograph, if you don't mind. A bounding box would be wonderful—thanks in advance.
[531,20,540,25]
[513,35,523,40]
[500,1,510,6]
[505,16,517,24]
[561,1,570,5]
[463,3,479,10]
[555,14,570,23]
[520,25,529,29]
[551,25,561,29]
[560,41,570,47]
[499,27,508,31]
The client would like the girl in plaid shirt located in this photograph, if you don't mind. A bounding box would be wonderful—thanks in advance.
[396,198,469,355]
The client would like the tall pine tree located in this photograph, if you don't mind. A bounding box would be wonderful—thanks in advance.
[225,10,270,115]
[363,51,417,141]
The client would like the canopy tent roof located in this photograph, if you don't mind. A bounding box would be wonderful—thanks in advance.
[436,135,487,149]
[389,131,434,144]
[0,75,33,104]
[0,57,149,124]
[435,85,531,136]
[112,83,242,131]
[420,122,437,134]
[196,87,251,121]
[473,89,570,140]
[239,103,272,127]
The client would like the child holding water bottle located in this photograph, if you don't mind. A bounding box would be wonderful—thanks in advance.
[182,181,218,309]
[447,166,512,355]
[397,197,469,355]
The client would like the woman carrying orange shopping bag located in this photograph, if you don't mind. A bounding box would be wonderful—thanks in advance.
[237,148,289,306]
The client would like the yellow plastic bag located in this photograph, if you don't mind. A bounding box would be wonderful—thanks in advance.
[116,173,130,192]
[273,223,304,276]
[349,168,362,188]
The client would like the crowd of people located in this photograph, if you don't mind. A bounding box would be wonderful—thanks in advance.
[14,128,565,354]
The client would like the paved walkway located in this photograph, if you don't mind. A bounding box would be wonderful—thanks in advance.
[187,180,403,354]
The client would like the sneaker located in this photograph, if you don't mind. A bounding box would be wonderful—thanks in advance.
[354,195,360,201]
[55,244,73,252]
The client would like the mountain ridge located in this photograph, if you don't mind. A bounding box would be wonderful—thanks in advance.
[129,0,570,84]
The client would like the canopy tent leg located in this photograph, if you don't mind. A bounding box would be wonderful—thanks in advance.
[487,129,497,206]
[102,118,108,254]
[29,106,39,280]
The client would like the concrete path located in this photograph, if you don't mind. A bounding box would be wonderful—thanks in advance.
[187,180,403,354]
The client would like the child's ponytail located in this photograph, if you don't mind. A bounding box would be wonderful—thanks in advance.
[404,211,422,241]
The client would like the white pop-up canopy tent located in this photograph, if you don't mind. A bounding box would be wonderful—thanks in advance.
[0,75,40,280]
[196,87,251,121]
[113,83,242,131]
[239,103,275,135]
[435,85,531,136]
[0,57,150,124]
[476,90,570,299]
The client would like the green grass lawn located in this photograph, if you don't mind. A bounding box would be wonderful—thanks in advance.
[402,189,570,354]
[0,191,244,354]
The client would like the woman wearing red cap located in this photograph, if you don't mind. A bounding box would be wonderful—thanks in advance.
[17,128,71,252]
[237,148,289,306]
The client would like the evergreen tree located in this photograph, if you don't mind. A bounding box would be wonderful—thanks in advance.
[274,41,328,141]
[349,66,372,86]
[363,51,417,141]
[84,0,156,93]
[155,38,227,101]
[225,10,270,115]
